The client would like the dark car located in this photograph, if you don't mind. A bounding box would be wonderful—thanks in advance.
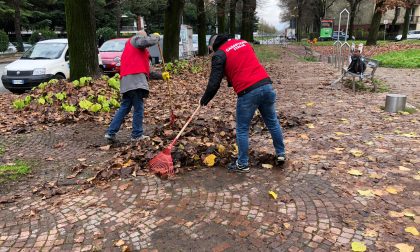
[332,31,349,41]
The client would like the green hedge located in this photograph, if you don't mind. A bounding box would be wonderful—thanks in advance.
[0,30,9,52]
[29,29,57,44]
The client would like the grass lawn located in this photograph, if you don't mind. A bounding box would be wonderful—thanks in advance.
[254,45,283,62]
[0,161,31,183]
[373,49,420,68]
[295,40,420,47]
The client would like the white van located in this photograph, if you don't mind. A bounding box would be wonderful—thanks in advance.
[1,39,70,93]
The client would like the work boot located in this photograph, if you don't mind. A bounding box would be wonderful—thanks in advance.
[275,154,286,166]
[131,135,150,142]
[228,160,250,173]
[104,133,116,142]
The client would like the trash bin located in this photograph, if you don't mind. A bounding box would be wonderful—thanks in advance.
[385,94,407,113]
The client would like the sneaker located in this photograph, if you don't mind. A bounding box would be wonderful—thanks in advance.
[104,133,116,142]
[131,135,150,142]
[227,160,250,173]
[275,154,286,166]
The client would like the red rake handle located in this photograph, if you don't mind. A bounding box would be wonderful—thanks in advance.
[170,105,201,145]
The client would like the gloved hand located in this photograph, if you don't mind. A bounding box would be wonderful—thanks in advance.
[162,71,170,81]
[199,97,208,106]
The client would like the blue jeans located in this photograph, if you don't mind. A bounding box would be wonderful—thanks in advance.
[236,84,285,165]
[107,89,144,138]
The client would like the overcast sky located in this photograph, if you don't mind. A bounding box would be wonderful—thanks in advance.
[256,0,288,32]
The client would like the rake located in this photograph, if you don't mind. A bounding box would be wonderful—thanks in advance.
[157,43,176,127]
[149,105,201,176]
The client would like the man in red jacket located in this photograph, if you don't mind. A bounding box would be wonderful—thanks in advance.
[200,34,286,173]
[105,31,170,142]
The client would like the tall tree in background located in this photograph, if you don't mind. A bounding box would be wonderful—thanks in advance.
[163,0,185,62]
[196,0,207,55]
[229,0,238,36]
[241,0,256,41]
[64,0,99,80]
[11,0,24,51]
[216,0,226,33]
[366,0,404,45]
[401,0,414,40]
[346,0,364,38]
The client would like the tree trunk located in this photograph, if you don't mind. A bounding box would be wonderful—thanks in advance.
[366,4,383,46]
[216,0,226,33]
[196,0,207,56]
[116,0,121,37]
[348,5,357,38]
[401,7,411,40]
[241,0,256,42]
[13,0,23,52]
[64,0,99,80]
[163,0,185,62]
[391,7,400,32]
[229,0,237,36]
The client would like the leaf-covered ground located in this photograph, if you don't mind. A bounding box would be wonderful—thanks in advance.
[0,46,419,251]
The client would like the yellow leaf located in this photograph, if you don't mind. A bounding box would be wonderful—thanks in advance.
[386,186,402,195]
[114,239,125,247]
[351,241,367,252]
[357,189,375,197]
[372,189,385,196]
[363,229,377,237]
[389,211,405,218]
[405,226,419,236]
[398,111,410,115]
[283,223,291,229]
[340,118,349,124]
[123,159,135,168]
[305,102,315,107]
[365,141,374,146]
[306,123,315,129]
[399,166,411,171]
[217,144,226,154]
[232,144,238,155]
[413,175,420,180]
[348,169,363,176]
[262,164,273,169]
[268,191,278,199]
[350,149,364,157]
[400,132,417,138]
[203,154,217,167]
[300,134,309,140]
[335,132,349,136]
[335,147,345,151]
[403,211,416,218]
[369,173,382,179]
[395,243,414,252]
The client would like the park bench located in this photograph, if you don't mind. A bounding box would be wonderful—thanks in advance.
[341,57,379,92]
[303,45,322,61]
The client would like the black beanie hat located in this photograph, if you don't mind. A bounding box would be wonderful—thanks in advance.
[210,34,229,51]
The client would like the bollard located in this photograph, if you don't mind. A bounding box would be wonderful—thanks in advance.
[385,94,407,113]
[328,55,332,64]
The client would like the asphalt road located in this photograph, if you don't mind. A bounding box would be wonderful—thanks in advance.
[0,64,9,93]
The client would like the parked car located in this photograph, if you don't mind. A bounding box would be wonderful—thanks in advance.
[395,30,420,41]
[5,43,17,54]
[12,42,33,52]
[331,31,349,41]
[98,38,128,75]
[1,39,69,94]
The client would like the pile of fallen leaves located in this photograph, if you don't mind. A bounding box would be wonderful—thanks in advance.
[0,75,122,134]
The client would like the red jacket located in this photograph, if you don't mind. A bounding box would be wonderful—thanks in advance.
[219,39,269,94]
[120,39,150,78]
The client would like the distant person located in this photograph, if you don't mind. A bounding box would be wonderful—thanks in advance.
[105,30,170,142]
[199,34,286,173]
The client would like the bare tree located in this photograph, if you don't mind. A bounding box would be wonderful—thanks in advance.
[163,0,185,62]
[346,0,364,38]
[196,0,207,55]
[241,0,256,41]
[216,0,227,33]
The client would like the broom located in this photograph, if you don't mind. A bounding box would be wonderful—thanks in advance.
[149,105,201,176]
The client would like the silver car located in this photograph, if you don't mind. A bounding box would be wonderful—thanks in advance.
[395,30,420,41]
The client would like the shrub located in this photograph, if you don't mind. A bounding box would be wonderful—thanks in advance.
[97,27,116,44]
[29,29,57,44]
[0,30,9,52]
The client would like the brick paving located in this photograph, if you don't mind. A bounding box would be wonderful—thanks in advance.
[1,50,419,251]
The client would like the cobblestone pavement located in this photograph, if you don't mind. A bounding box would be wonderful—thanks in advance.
[1,50,419,251]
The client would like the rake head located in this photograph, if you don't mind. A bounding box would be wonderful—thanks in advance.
[148,144,175,177]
